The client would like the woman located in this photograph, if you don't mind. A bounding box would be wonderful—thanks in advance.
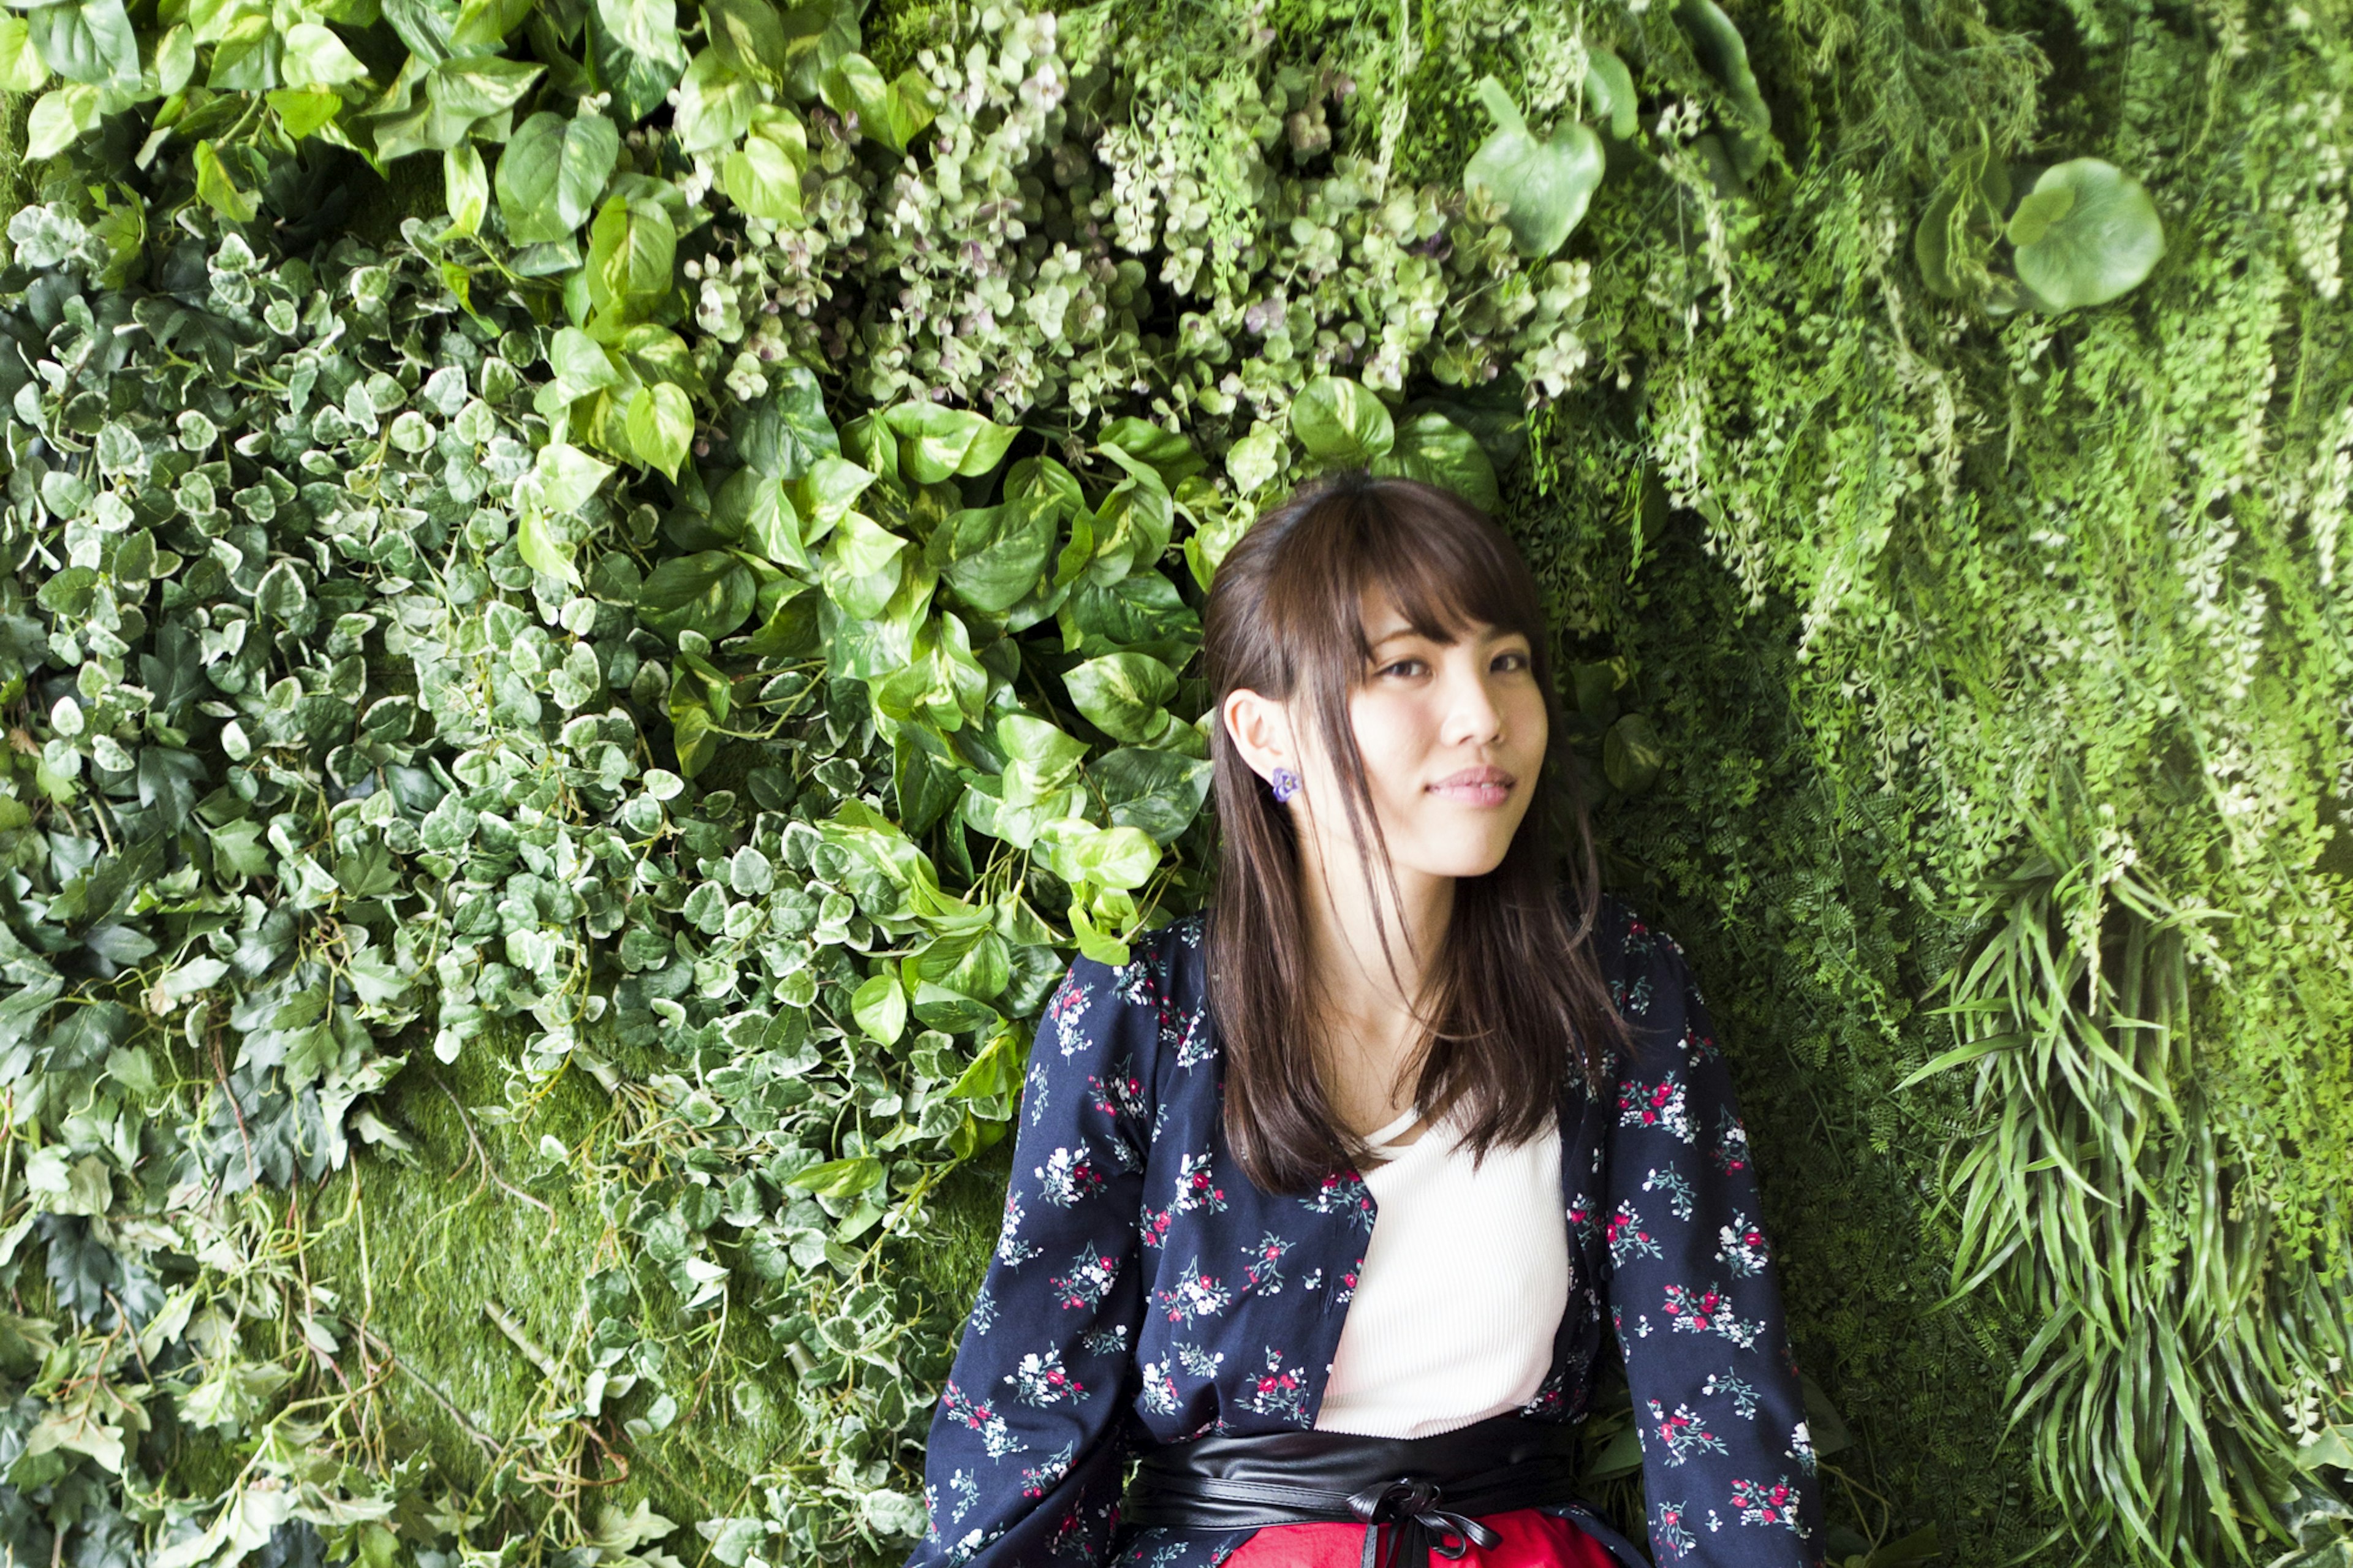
[904,471,1823,1568]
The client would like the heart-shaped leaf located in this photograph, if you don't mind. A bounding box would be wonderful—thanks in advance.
[2009,158,2164,311]
[1464,76,1605,259]
[1291,374,1395,463]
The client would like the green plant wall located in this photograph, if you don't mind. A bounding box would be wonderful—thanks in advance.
[0,1,2347,1567]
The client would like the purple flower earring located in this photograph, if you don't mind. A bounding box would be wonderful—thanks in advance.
[1269,767,1302,803]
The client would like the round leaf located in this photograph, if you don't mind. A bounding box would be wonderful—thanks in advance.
[2009,158,2165,311]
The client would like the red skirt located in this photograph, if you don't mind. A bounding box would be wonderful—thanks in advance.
[1222,1507,1621,1567]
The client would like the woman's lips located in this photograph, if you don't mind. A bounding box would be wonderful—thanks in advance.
[1428,774,1514,806]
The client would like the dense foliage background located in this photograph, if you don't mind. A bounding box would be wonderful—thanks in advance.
[0,0,2347,1566]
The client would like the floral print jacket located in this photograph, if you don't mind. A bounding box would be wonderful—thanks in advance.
[903,898,1825,1568]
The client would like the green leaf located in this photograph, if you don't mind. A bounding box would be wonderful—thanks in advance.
[884,66,941,153]
[779,0,858,101]
[442,141,490,235]
[1602,712,1664,794]
[1583,47,1636,140]
[626,381,695,480]
[426,51,542,118]
[532,440,616,512]
[719,123,805,218]
[705,0,789,80]
[939,496,1056,614]
[675,46,754,152]
[881,401,1018,483]
[1097,417,1205,488]
[640,550,759,641]
[268,85,344,140]
[25,83,100,158]
[819,50,889,138]
[1094,747,1213,844]
[851,972,906,1043]
[497,110,621,244]
[2008,158,2165,311]
[1064,651,1176,744]
[281,20,368,85]
[1370,411,1499,512]
[1290,375,1395,464]
[1464,76,1605,260]
[669,682,719,775]
[0,16,51,91]
[1673,0,1773,177]
[517,510,579,586]
[818,513,907,619]
[586,194,678,320]
[29,0,140,89]
[738,365,836,479]
[594,0,684,69]
[192,139,259,221]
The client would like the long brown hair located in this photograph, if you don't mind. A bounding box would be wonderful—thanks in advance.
[1200,468,1630,1195]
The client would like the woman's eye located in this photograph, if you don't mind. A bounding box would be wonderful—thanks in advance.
[1380,659,1427,678]
[1495,651,1531,672]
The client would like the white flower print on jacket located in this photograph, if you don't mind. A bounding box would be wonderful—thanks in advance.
[903,898,1827,1568]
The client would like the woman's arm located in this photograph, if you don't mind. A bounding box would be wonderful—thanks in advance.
[1599,908,1827,1567]
[903,950,1157,1568]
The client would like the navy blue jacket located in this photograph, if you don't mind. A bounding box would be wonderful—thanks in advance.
[903,897,1825,1568]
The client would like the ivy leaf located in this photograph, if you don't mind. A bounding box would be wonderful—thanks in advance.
[498,110,621,244]
[281,20,368,86]
[0,15,52,92]
[851,972,906,1043]
[937,496,1056,614]
[737,365,837,480]
[1097,417,1205,488]
[29,0,140,89]
[2008,159,2165,311]
[705,0,789,80]
[626,381,695,480]
[1371,411,1500,512]
[1094,747,1213,844]
[1290,374,1395,464]
[1064,651,1176,744]
[192,140,259,222]
[25,81,99,157]
[640,550,759,641]
[594,0,685,70]
[719,116,808,219]
[586,194,678,321]
[881,401,1018,484]
[1464,75,1605,260]
[675,46,755,153]
[532,441,616,513]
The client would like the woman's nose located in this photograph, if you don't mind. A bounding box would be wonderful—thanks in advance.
[1441,659,1506,745]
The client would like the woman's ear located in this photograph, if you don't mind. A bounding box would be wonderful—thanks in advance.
[1222,687,1296,785]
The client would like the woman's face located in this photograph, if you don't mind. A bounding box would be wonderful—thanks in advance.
[1294,589,1550,881]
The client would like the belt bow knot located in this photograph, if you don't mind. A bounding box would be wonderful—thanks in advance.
[1345,1474,1501,1568]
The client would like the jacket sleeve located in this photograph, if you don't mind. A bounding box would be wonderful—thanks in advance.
[1597,908,1827,1567]
[904,948,1158,1568]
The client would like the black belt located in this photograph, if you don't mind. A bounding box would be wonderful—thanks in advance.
[1119,1411,1638,1568]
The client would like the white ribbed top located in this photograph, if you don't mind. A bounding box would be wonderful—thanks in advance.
[1313,1099,1569,1437]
